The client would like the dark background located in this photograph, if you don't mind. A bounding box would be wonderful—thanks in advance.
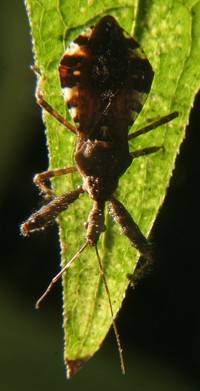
[0,2,200,390]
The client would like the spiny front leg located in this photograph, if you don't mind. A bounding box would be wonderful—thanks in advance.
[109,196,152,261]
[21,187,84,236]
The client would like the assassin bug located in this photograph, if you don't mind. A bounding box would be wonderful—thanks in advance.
[21,15,178,376]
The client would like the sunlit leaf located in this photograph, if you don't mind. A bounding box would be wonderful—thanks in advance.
[25,0,200,378]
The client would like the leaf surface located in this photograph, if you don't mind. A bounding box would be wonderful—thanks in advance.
[25,0,200,378]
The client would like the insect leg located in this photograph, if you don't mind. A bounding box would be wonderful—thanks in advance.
[130,146,163,158]
[21,186,84,236]
[32,66,77,135]
[109,196,152,261]
[34,166,78,198]
[128,111,179,141]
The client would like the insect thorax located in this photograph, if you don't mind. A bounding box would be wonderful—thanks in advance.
[75,139,132,200]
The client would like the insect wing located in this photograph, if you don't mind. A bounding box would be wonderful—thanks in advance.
[59,16,154,142]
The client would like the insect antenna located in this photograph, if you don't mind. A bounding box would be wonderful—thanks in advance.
[35,243,88,309]
[95,246,125,375]
[36,241,125,373]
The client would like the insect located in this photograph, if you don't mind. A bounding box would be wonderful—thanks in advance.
[21,15,178,376]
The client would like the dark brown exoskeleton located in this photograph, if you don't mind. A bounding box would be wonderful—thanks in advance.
[21,16,178,374]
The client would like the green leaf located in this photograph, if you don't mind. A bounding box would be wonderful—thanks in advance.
[25,0,200,378]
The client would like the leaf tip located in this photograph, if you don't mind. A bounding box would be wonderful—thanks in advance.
[66,356,91,378]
